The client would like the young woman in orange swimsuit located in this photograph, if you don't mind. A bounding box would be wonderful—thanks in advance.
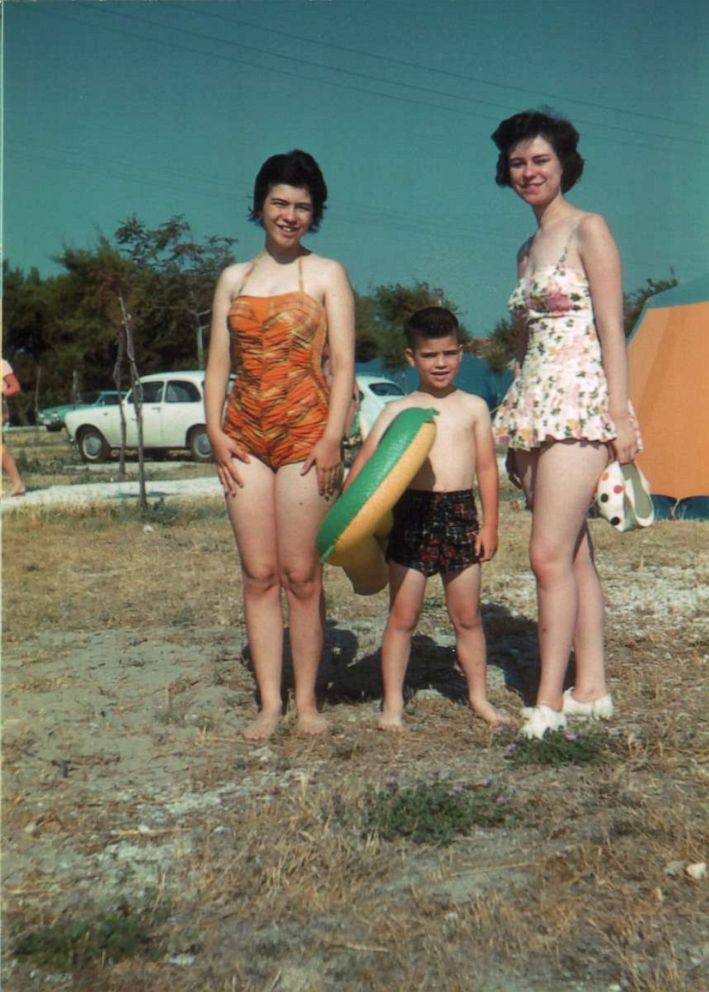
[205,150,355,741]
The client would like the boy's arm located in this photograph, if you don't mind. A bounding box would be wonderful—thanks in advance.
[473,404,499,561]
[342,403,401,490]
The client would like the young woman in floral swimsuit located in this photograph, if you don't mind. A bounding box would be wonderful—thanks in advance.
[491,111,641,738]
[205,150,355,741]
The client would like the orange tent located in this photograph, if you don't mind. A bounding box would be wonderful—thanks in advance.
[628,275,709,507]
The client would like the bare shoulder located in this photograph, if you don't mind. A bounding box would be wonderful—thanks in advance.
[305,252,350,284]
[454,389,490,417]
[217,261,251,299]
[576,212,614,244]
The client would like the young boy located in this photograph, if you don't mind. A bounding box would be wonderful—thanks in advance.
[346,307,505,731]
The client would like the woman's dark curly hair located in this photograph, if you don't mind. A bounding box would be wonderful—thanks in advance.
[249,149,328,231]
[491,111,584,193]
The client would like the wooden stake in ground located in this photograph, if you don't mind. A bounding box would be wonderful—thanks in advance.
[118,293,147,511]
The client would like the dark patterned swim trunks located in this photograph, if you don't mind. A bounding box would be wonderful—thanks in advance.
[386,489,481,577]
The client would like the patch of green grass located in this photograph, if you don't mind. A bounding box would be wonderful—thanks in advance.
[363,777,512,846]
[13,901,162,970]
[504,729,616,767]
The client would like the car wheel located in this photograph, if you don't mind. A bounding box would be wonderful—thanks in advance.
[46,421,64,433]
[78,427,110,463]
[188,425,213,463]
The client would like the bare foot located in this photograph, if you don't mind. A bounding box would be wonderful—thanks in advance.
[469,698,515,730]
[9,486,26,497]
[377,707,404,732]
[242,709,282,742]
[297,711,329,736]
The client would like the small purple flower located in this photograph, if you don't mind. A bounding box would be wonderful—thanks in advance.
[449,786,464,798]
[384,769,399,792]
[564,732,578,742]
[495,795,510,806]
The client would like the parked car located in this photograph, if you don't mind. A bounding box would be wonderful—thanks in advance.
[64,372,213,463]
[355,373,406,438]
[37,390,120,431]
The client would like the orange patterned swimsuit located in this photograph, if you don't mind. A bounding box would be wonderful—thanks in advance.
[223,257,329,469]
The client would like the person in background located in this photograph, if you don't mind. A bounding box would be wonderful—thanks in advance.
[2,358,26,497]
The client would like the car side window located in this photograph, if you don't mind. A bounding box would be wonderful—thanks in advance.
[130,381,164,404]
[166,380,200,403]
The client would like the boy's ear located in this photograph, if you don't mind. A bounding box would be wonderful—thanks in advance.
[404,347,416,367]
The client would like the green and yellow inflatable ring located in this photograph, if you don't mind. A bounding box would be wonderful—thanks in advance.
[317,407,437,595]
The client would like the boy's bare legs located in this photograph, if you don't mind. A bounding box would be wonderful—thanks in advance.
[378,563,427,731]
[225,459,284,741]
[276,463,331,735]
[2,442,25,496]
[443,566,508,727]
[516,442,609,711]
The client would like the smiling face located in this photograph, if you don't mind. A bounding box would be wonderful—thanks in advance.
[406,333,463,393]
[259,183,314,249]
[507,135,564,208]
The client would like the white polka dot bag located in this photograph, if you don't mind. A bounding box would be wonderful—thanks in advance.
[595,461,655,532]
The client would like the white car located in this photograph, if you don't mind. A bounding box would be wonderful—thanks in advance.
[64,371,214,463]
[356,373,406,438]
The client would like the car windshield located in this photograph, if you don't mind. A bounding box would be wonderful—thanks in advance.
[368,381,405,397]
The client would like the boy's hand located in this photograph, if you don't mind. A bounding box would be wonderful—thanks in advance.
[476,526,498,562]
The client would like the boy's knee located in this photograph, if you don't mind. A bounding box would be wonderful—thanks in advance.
[449,611,482,635]
[388,606,421,634]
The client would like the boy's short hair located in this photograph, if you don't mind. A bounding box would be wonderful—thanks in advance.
[404,307,461,348]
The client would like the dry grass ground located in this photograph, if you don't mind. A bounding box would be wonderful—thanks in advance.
[2,437,707,991]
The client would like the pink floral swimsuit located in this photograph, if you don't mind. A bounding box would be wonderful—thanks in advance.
[494,239,640,451]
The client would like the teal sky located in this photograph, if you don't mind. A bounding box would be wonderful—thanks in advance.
[4,0,709,335]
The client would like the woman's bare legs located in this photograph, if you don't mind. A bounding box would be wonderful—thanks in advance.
[225,458,284,741]
[275,463,331,734]
[516,441,609,711]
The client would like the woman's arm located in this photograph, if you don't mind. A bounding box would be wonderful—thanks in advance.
[204,265,251,494]
[2,371,21,397]
[302,260,355,495]
[473,403,499,561]
[578,214,637,464]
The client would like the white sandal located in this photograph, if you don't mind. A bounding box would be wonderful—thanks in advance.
[519,704,566,739]
[562,688,614,720]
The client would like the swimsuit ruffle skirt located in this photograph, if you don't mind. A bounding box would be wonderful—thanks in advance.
[493,247,641,451]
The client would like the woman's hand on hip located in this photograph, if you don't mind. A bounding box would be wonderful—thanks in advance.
[210,429,250,496]
[302,436,343,498]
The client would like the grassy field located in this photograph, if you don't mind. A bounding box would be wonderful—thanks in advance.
[2,435,707,991]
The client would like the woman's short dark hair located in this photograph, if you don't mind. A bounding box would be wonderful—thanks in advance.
[491,111,584,192]
[249,149,328,231]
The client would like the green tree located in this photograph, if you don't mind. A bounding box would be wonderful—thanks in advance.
[623,274,677,336]
[356,280,469,368]
[115,215,237,369]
